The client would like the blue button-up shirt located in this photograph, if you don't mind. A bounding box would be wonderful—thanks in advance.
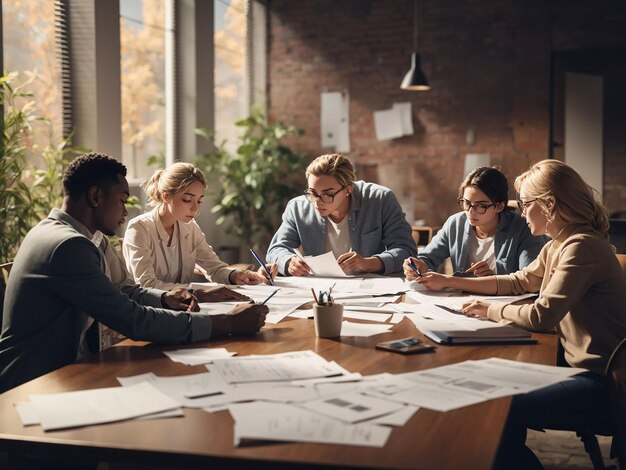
[417,210,548,274]
[267,181,417,275]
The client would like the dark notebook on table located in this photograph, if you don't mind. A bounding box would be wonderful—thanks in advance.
[423,324,535,345]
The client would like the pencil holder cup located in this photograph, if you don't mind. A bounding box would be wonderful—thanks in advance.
[313,304,344,338]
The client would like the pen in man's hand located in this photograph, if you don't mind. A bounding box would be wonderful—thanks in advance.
[408,259,421,277]
[249,248,274,286]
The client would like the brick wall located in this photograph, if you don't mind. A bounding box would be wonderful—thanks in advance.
[267,0,626,225]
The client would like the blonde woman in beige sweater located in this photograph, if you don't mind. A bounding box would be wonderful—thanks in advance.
[406,159,626,469]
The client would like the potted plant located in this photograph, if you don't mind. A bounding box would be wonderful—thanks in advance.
[196,111,307,259]
[0,72,80,264]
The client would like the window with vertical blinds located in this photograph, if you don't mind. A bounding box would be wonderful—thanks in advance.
[54,0,72,138]
[2,0,63,139]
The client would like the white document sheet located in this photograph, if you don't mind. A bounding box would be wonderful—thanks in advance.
[389,313,405,324]
[370,405,419,427]
[471,293,539,303]
[232,285,314,306]
[229,402,391,447]
[14,401,184,427]
[211,350,347,384]
[404,287,459,303]
[340,321,393,337]
[265,303,301,324]
[273,276,363,293]
[162,347,237,366]
[330,282,404,296]
[117,371,230,407]
[385,382,489,413]
[14,402,39,426]
[339,298,389,307]
[357,277,407,294]
[343,310,391,323]
[289,310,313,319]
[294,249,347,278]
[198,303,237,315]
[299,391,405,424]
[291,372,363,386]
[387,358,587,412]
[28,382,180,431]
[342,305,397,313]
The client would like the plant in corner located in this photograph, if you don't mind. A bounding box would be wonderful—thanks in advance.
[0,72,81,263]
[196,111,307,255]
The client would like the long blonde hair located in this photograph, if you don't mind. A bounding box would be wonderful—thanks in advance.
[143,162,207,207]
[305,154,356,188]
[514,159,609,239]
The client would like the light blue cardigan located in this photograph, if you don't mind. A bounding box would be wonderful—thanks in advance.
[267,181,417,275]
[417,210,548,274]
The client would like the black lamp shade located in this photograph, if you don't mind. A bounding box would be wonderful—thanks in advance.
[401,52,430,91]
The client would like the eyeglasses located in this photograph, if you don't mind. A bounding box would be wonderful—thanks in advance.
[304,186,346,203]
[457,199,495,214]
[517,199,537,214]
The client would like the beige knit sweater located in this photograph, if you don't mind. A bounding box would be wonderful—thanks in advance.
[488,224,626,375]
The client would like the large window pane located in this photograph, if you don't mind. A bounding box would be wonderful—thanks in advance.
[120,0,166,180]
[2,0,62,139]
[215,0,247,151]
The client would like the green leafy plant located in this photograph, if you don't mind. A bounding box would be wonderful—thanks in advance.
[196,111,307,252]
[0,72,80,262]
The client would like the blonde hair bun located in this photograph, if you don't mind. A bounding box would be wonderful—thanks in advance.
[143,162,207,207]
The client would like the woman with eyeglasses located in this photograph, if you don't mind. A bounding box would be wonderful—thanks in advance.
[403,166,546,279]
[412,159,626,469]
[267,153,416,276]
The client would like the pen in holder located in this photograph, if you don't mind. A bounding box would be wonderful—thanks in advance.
[312,288,343,338]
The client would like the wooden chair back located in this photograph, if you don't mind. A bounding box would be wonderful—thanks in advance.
[411,226,435,247]
[0,262,12,326]
[616,253,626,278]
[606,337,626,469]
[0,262,12,281]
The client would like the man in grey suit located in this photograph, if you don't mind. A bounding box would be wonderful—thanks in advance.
[0,153,267,393]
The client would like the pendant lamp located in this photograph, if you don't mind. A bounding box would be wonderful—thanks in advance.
[401,0,430,91]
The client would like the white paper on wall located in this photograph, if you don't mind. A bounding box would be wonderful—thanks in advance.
[321,91,350,153]
[464,153,491,176]
[373,102,413,141]
[393,102,414,136]
[373,108,404,141]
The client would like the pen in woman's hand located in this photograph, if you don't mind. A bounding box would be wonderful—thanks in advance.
[408,258,421,277]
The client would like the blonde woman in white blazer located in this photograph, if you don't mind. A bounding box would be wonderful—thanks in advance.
[123,163,276,302]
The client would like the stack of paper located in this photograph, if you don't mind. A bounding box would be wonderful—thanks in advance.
[15,382,181,431]
[163,347,237,366]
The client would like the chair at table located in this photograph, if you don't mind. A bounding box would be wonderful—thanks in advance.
[411,225,435,248]
[606,337,626,469]
[560,254,626,470]
[0,262,13,326]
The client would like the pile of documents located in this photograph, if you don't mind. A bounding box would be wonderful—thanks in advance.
[192,274,408,332]
[391,286,537,344]
[15,350,584,449]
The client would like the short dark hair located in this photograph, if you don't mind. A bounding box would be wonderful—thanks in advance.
[63,153,127,199]
[458,167,509,205]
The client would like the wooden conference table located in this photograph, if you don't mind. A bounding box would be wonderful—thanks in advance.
[0,314,557,469]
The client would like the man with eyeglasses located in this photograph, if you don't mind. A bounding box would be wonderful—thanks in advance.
[404,167,547,279]
[267,154,416,276]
